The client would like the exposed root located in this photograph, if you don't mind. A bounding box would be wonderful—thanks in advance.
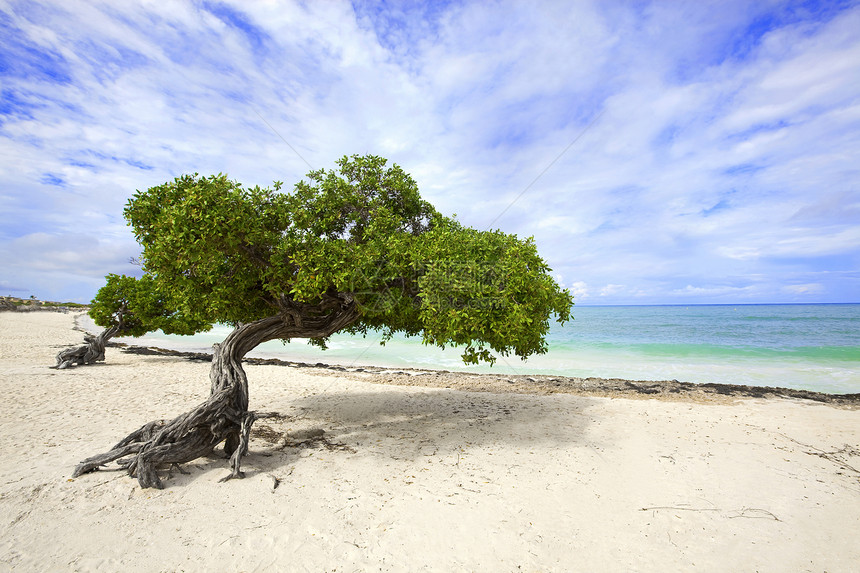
[72,387,258,489]
[55,326,118,369]
[72,303,358,490]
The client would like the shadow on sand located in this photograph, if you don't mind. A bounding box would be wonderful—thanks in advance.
[149,387,593,488]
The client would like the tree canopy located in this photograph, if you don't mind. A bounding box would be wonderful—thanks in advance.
[104,154,573,365]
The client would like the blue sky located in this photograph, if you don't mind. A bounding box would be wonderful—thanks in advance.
[1,0,859,305]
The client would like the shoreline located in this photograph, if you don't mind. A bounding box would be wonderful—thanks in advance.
[67,307,860,397]
[109,340,860,407]
[78,306,856,408]
[71,308,860,398]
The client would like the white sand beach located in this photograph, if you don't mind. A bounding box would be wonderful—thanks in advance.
[1,311,858,572]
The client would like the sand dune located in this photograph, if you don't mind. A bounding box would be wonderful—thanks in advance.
[1,311,858,572]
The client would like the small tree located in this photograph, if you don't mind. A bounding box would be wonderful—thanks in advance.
[55,274,207,368]
[72,155,573,488]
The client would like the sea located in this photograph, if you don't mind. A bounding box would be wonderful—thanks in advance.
[98,304,860,395]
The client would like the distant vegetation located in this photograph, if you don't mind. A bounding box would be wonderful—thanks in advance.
[0,296,88,311]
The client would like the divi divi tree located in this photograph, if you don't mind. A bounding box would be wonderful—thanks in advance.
[55,274,207,368]
[72,155,573,489]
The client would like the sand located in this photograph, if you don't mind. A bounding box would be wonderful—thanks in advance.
[1,311,858,572]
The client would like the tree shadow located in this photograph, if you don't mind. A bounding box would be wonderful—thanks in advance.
[249,389,590,474]
[144,388,593,488]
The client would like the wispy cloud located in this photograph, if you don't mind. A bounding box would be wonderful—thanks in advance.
[1,0,858,303]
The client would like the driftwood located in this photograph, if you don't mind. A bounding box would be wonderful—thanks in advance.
[72,295,358,489]
[55,326,119,369]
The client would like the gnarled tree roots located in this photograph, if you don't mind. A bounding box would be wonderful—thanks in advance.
[55,326,118,369]
[71,392,268,489]
[73,299,359,489]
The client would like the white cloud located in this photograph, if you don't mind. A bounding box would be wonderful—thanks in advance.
[782,283,825,296]
[568,281,590,301]
[671,284,759,298]
[599,284,625,297]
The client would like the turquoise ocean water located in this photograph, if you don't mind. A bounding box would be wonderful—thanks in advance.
[99,304,860,394]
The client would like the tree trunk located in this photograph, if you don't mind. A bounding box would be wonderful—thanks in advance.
[55,325,119,369]
[72,295,358,489]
